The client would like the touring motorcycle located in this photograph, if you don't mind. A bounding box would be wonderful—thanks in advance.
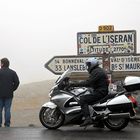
[39,69,140,131]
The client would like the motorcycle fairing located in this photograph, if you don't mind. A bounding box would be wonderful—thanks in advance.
[107,95,131,105]
[42,101,57,109]
[51,90,82,115]
[107,95,133,113]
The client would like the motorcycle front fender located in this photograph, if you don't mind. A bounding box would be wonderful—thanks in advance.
[42,101,57,109]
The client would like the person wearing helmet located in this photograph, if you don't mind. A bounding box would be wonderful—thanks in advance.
[69,57,109,127]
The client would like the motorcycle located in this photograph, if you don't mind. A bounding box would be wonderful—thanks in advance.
[39,69,140,131]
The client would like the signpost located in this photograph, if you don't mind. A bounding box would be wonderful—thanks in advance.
[110,55,140,71]
[77,30,136,55]
[44,25,139,82]
[45,55,103,74]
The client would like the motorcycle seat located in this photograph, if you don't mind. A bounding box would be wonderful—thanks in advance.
[99,94,116,104]
[98,91,125,104]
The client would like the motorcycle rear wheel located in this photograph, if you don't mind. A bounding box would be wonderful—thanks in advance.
[39,107,64,129]
[104,118,129,131]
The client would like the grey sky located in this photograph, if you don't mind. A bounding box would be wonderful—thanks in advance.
[0,0,140,84]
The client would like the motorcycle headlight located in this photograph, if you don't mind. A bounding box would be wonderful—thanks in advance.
[48,85,58,98]
[49,89,53,98]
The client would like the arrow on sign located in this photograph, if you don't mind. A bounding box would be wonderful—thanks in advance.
[45,55,103,75]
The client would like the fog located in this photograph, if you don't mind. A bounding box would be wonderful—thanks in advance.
[0,0,140,84]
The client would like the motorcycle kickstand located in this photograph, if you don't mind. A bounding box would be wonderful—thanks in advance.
[83,125,88,130]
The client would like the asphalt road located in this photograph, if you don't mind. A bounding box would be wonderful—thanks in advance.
[0,125,140,140]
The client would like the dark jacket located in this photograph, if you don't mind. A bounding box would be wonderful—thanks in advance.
[0,67,20,98]
[72,66,109,96]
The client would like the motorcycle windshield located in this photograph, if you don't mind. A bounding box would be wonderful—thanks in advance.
[55,69,72,84]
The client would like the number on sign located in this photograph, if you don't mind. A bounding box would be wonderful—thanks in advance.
[55,65,62,71]
[98,25,114,32]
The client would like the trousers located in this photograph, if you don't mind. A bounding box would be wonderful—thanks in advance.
[79,91,106,118]
[0,98,13,127]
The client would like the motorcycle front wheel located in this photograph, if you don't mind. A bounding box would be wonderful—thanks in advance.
[39,107,65,129]
[104,118,129,131]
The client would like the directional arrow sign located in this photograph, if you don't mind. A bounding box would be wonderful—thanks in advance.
[110,54,140,71]
[45,55,103,75]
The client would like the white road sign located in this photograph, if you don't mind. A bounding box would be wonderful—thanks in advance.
[110,55,140,71]
[45,55,103,74]
[77,30,136,55]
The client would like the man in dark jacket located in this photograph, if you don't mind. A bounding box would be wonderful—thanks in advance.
[70,57,109,127]
[0,58,20,127]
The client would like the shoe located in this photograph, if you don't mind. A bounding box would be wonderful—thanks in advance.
[93,122,104,128]
[5,125,10,127]
[80,117,93,127]
[4,122,10,127]
[95,114,104,120]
